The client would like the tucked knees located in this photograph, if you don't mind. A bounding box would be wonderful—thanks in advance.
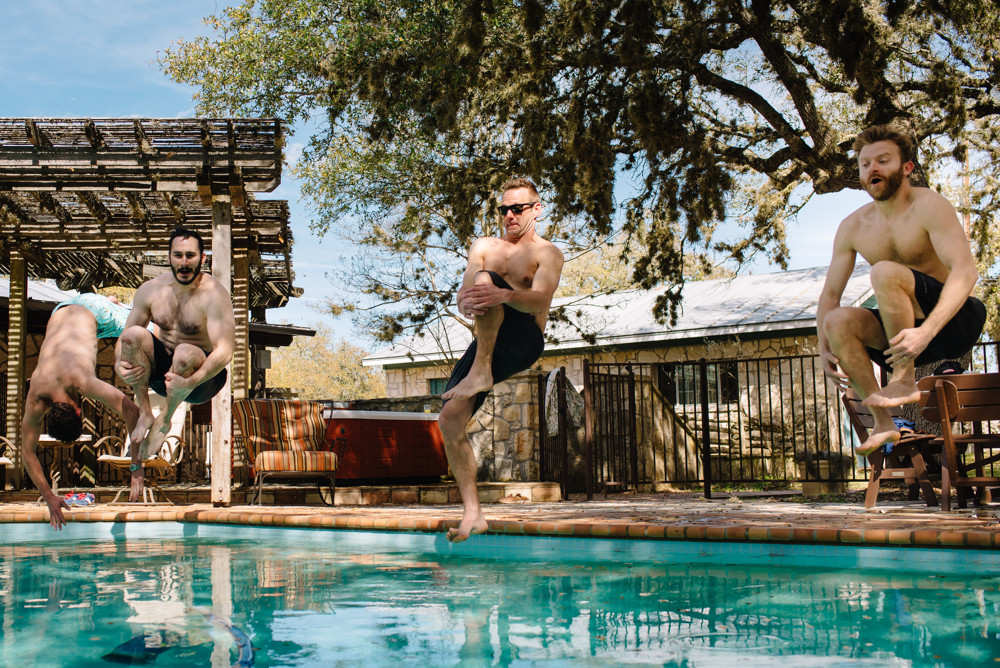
[869,261,914,294]
[823,306,884,348]
[119,326,152,352]
[170,343,206,377]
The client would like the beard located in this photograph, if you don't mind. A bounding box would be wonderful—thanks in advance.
[171,263,201,285]
[866,165,905,201]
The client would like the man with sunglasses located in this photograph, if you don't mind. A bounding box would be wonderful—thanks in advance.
[439,177,564,542]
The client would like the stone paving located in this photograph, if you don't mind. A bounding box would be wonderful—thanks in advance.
[3,491,1000,550]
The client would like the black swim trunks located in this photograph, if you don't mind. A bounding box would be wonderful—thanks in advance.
[148,334,228,405]
[866,268,986,371]
[444,271,546,413]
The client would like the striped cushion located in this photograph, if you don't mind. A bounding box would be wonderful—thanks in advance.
[233,399,327,458]
[255,450,338,473]
[277,400,326,452]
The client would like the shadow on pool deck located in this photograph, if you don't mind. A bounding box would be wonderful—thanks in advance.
[2,487,1000,550]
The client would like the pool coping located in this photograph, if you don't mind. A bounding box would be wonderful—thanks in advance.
[2,498,999,550]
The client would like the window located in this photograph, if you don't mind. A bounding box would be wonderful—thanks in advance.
[657,362,739,405]
[428,378,450,395]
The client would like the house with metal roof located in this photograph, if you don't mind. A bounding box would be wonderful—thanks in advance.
[364,264,875,398]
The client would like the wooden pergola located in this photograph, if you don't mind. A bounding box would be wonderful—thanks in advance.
[0,117,298,505]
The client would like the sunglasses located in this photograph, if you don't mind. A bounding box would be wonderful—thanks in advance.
[498,202,537,216]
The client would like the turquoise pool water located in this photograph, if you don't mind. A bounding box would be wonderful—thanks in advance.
[0,523,999,666]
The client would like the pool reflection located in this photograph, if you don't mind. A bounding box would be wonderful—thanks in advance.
[0,540,999,666]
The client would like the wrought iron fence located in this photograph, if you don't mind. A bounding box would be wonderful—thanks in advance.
[581,343,1000,494]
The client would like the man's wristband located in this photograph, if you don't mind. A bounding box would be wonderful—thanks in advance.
[130,463,140,472]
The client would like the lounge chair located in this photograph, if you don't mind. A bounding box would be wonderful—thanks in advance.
[0,437,13,490]
[232,399,337,505]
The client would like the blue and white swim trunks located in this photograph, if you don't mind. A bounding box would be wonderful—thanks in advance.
[53,293,131,339]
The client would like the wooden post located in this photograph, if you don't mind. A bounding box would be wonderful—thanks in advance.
[230,246,250,484]
[582,358,594,501]
[5,251,27,487]
[211,198,233,506]
[232,247,249,402]
[558,366,569,501]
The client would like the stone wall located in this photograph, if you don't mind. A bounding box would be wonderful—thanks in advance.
[466,370,543,482]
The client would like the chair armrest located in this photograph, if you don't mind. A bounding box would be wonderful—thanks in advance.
[161,435,185,466]
[0,435,11,458]
[94,435,126,458]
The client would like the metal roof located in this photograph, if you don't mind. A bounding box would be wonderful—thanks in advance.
[363,264,874,367]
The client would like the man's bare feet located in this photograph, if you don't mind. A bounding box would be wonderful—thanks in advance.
[129,469,146,503]
[442,370,493,401]
[145,411,172,456]
[446,514,489,543]
[855,427,901,456]
[129,411,154,451]
[862,380,920,408]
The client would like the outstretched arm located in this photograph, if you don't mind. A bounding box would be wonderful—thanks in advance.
[816,221,859,388]
[81,377,139,434]
[20,399,70,529]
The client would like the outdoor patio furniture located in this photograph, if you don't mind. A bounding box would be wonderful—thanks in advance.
[97,433,186,504]
[97,397,189,504]
[918,372,1000,511]
[232,399,337,506]
[0,437,13,490]
[841,389,937,509]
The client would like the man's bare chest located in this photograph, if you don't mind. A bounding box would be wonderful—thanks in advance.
[150,293,208,339]
[854,220,934,267]
[485,245,538,289]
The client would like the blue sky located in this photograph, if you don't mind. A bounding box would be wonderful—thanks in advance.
[1,1,870,348]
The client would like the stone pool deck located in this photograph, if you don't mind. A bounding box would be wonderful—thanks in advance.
[2,492,1000,550]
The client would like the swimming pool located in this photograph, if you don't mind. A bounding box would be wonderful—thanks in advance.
[1,523,998,666]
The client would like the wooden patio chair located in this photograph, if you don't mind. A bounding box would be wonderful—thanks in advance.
[232,399,337,506]
[0,436,13,490]
[841,389,937,509]
[97,397,188,504]
[917,372,1000,511]
[97,433,185,504]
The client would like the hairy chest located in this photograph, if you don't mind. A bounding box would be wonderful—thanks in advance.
[150,291,208,340]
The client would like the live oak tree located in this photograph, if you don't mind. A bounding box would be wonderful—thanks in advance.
[162,0,1000,341]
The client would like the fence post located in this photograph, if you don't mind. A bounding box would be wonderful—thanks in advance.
[582,358,594,500]
[626,364,639,492]
[558,367,570,501]
[537,373,548,485]
[699,358,712,499]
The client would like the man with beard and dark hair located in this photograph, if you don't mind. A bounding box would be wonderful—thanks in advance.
[22,294,140,528]
[115,226,234,500]
[817,124,985,455]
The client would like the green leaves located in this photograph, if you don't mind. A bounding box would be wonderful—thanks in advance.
[163,0,1000,339]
